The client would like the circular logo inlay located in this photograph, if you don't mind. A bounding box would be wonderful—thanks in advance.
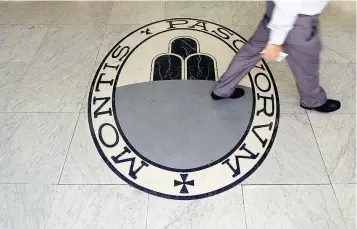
[88,18,280,200]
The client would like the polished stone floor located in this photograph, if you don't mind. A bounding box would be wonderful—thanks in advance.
[0,1,356,229]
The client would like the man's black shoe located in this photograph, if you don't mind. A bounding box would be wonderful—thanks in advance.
[301,99,341,113]
[211,88,245,100]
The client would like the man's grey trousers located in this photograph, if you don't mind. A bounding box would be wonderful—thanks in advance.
[213,1,327,108]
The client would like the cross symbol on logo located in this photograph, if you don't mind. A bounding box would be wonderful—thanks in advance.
[140,28,152,35]
[174,174,195,194]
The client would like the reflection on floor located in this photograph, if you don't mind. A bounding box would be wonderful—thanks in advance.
[0,1,355,229]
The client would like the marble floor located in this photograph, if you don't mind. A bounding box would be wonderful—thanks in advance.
[0,1,356,229]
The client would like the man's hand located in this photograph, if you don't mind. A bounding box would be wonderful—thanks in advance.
[261,44,283,61]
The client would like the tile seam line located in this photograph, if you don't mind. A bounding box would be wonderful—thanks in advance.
[93,16,110,64]
[105,0,116,26]
[0,111,355,115]
[56,112,81,184]
[331,184,350,229]
[0,183,130,186]
[0,23,118,26]
[0,23,355,26]
[306,112,349,229]
[59,63,98,165]
[58,183,129,186]
[306,109,333,184]
[241,183,333,187]
[42,185,59,229]
[0,183,344,186]
[74,10,109,115]
[241,185,249,229]
[55,61,104,183]
[0,112,81,114]
[144,194,149,229]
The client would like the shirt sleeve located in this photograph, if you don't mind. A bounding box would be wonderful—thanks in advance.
[267,1,303,45]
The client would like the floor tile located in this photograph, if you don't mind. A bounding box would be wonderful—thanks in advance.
[5,61,94,112]
[244,185,346,229]
[109,2,165,25]
[309,114,356,184]
[165,1,265,26]
[96,24,143,62]
[243,114,330,184]
[45,185,148,229]
[51,2,113,25]
[0,25,48,62]
[0,62,29,111]
[279,103,307,114]
[31,25,105,64]
[333,184,356,229]
[146,187,246,229]
[315,63,355,114]
[321,26,356,64]
[0,184,57,229]
[0,113,77,183]
[320,1,356,27]
[0,2,58,25]
[60,113,125,184]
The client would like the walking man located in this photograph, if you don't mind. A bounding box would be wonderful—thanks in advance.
[211,0,341,113]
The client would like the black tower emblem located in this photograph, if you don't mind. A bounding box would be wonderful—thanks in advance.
[151,37,218,81]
